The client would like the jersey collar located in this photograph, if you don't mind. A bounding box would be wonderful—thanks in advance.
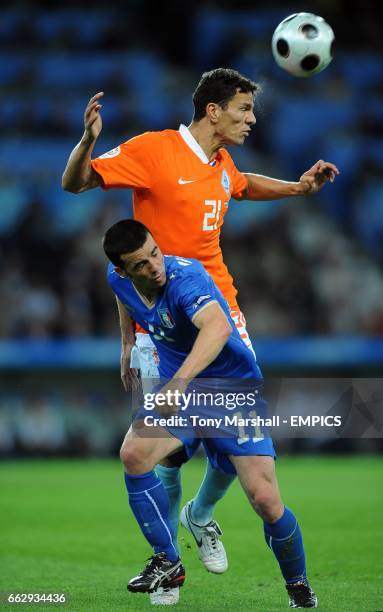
[178,124,210,164]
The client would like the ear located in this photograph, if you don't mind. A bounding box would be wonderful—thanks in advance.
[206,102,222,124]
[114,266,128,278]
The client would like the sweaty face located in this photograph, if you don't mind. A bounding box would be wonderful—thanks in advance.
[119,234,166,291]
[215,91,256,145]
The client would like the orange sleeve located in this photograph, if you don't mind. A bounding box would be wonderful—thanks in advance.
[91,131,164,190]
[222,150,249,199]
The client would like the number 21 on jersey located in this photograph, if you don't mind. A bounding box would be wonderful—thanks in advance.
[203,199,227,231]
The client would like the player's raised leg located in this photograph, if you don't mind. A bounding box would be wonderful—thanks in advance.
[230,455,317,608]
[120,426,186,594]
[180,460,235,573]
[180,309,252,573]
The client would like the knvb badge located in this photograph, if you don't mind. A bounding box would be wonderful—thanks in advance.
[221,169,231,195]
[158,308,175,329]
[99,146,121,159]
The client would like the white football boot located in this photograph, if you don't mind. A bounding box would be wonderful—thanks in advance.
[180,501,228,573]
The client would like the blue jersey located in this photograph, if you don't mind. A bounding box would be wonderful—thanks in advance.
[107,256,262,380]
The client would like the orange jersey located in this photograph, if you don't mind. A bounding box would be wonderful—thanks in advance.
[91,125,248,309]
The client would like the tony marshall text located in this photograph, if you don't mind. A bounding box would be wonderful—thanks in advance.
[142,415,342,428]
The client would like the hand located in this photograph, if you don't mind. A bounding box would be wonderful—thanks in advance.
[83,91,104,141]
[299,160,339,194]
[154,379,188,417]
[121,345,140,392]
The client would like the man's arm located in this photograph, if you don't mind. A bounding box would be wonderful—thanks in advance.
[239,159,339,200]
[172,301,232,382]
[116,296,139,391]
[61,92,104,193]
[155,301,232,415]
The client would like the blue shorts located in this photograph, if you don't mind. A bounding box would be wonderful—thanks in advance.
[166,435,275,475]
[135,378,276,474]
[202,436,276,474]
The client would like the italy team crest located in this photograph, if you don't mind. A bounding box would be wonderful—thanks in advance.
[158,308,175,329]
[221,169,231,195]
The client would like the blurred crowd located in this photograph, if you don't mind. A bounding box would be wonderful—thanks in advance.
[0,0,383,340]
[2,197,383,339]
[1,374,380,457]
[0,383,128,457]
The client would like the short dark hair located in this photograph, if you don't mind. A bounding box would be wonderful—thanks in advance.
[192,68,258,121]
[102,219,150,266]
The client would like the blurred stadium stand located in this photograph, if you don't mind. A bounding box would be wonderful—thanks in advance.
[0,1,382,456]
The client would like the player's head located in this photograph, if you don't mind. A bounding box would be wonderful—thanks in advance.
[192,68,258,145]
[102,219,166,289]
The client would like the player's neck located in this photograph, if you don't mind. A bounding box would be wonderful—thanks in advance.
[132,281,162,306]
[189,121,223,161]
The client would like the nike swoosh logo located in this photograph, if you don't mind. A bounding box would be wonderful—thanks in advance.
[190,523,202,547]
[178,178,197,184]
[186,513,202,546]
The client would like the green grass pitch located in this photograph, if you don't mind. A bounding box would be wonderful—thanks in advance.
[0,456,382,611]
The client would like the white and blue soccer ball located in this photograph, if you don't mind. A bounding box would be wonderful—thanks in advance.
[272,12,335,77]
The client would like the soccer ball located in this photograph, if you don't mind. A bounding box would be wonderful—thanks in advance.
[272,12,334,77]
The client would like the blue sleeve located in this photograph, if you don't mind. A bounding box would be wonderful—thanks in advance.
[106,263,117,286]
[174,272,217,322]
